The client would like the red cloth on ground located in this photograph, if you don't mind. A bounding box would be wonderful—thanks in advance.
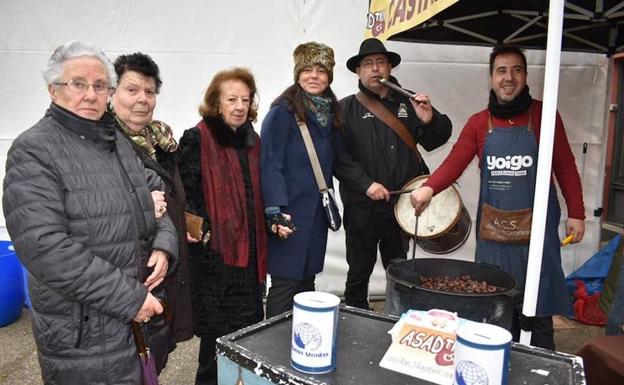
[424,100,585,220]
[573,280,607,325]
[197,119,267,282]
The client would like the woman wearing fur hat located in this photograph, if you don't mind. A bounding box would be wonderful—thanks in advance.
[260,41,342,317]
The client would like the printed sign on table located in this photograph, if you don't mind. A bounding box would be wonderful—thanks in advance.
[379,309,458,385]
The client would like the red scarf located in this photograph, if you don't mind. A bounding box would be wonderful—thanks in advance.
[197,119,267,282]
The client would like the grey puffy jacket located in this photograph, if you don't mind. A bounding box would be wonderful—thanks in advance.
[2,103,178,385]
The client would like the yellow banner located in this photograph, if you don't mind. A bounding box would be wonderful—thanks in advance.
[365,0,460,41]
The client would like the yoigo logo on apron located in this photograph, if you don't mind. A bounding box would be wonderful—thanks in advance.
[486,155,533,176]
[291,292,340,374]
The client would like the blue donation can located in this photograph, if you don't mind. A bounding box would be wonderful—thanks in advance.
[0,241,24,326]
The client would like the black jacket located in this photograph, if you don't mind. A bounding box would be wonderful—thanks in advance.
[119,123,194,345]
[178,122,264,339]
[335,79,452,213]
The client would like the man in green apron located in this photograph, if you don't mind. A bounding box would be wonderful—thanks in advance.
[410,45,585,349]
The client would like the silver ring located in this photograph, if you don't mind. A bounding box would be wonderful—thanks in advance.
[143,317,150,323]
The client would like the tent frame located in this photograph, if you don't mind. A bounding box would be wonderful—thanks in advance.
[396,1,624,55]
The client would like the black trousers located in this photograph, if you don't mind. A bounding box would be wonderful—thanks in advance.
[266,276,315,318]
[195,337,218,385]
[344,211,407,309]
[511,311,555,350]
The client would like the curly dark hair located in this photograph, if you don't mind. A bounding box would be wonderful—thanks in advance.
[489,45,527,75]
[114,52,162,93]
[271,83,342,129]
[198,67,258,122]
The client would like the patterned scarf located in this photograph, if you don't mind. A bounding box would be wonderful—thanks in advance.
[302,92,332,127]
[114,115,178,160]
[197,117,268,282]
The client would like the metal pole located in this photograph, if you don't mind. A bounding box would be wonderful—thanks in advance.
[520,0,565,345]
[411,215,419,259]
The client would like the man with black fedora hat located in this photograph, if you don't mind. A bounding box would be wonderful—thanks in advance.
[334,37,452,310]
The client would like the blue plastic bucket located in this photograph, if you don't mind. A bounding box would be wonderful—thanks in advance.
[0,241,25,326]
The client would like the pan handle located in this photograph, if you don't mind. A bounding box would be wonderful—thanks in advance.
[389,258,405,266]
[502,288,523,303]
[477,262,502,270]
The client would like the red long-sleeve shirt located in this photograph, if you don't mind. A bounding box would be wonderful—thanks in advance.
[424,100,585,219]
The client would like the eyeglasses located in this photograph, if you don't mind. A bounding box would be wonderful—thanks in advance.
[54,79,113,95]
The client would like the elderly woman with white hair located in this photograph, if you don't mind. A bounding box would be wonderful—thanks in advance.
[2,40,178,384]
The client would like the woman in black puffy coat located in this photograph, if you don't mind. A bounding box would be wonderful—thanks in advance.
[3,40,177,385]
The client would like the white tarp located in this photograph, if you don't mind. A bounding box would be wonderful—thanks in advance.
[0,0,608,296]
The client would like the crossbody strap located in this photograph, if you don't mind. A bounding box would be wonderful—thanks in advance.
[355,91,424,165]
[296,117,328,192]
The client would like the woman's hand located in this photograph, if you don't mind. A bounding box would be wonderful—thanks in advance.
[133,292,164,323]
[266,213,295,240]
[276,214,295,239]
[151,190,167,218]
[187,232,201,243]
[144,250,169,291]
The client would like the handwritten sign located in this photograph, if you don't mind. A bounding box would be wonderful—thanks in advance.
[379,309,458,385]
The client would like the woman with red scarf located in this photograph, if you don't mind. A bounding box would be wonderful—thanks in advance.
[179,68,267,385]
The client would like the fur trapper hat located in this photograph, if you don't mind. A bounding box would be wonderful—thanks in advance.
[293,41,335,84]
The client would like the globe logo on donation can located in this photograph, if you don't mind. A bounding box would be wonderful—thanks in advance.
[291,291,340,374]
[455,360,489,385]
[293,323,322,350]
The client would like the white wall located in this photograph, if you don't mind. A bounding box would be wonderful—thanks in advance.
[0,0,608,296]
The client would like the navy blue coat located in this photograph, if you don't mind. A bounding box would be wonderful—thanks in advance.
[260,102,335,280]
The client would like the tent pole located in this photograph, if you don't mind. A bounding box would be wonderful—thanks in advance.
[520,0,565,346]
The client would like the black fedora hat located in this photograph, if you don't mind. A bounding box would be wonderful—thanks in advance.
[346,38,401,73]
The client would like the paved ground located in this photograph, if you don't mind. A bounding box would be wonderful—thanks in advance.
[0,310,199,385]
[0,305,605,385]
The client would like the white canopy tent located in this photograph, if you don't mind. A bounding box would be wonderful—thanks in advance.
[0,1,609,312]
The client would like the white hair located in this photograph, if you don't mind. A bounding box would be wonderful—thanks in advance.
[42,40,117,86]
